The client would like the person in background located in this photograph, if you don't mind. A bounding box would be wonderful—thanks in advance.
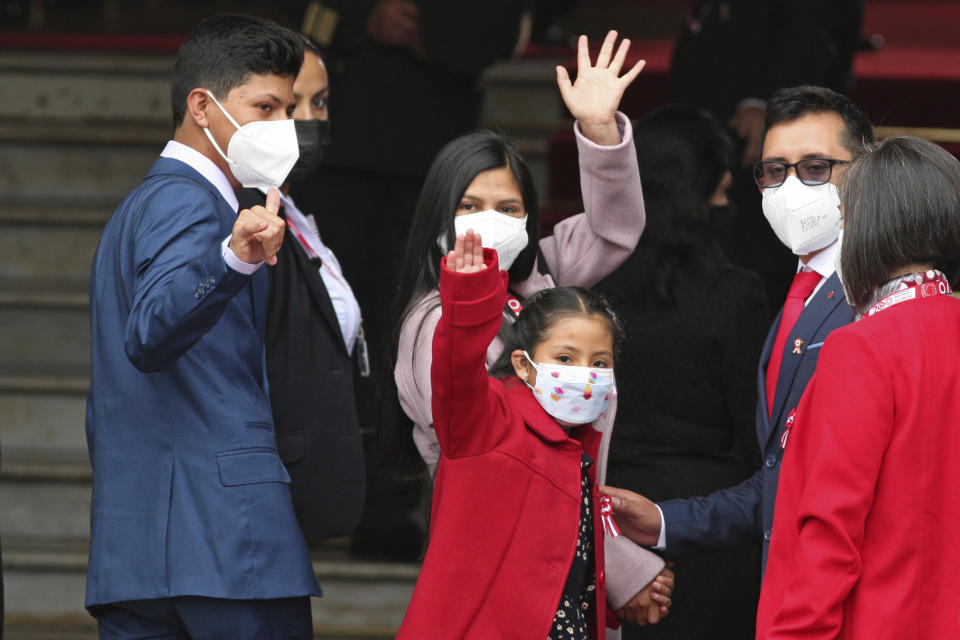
[756,135,960,639]
[238,35,365,546]
[600,85,874,590]
[86,15,319,638]
[593,104,769,639]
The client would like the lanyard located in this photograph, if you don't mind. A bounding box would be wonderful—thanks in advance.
[866,271,952,317]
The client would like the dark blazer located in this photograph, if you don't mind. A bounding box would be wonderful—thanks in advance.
[86,158,320,608]
[238,189,365,543]
[658,272,853,573]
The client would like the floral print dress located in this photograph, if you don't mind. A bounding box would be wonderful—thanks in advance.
[548,453,596,640]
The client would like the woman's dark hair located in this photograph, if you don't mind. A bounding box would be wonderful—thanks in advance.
[764,85,875,158]
[171,14,303,126]
[839,135,960,316]
[489,286,625,377]
[602,104,734,301]
[395,130,540,319]
[379,129,540,478]
[297,33,323,61]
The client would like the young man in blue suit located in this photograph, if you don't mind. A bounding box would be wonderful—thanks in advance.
[602,86,875,577]
[85,14,321,639]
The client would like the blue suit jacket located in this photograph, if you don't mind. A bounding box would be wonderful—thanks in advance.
[85,157,321,607]
[658,272,853,573]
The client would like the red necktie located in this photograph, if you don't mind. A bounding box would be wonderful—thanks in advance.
[766,270,822,418]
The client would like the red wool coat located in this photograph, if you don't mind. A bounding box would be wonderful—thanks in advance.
[756,294,960,639]
[397,251,615,639]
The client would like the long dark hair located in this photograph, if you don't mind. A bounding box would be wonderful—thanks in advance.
[380,129,541,478]
[839,135,960,316]
[489,286,625,377]
[603,104,734,301]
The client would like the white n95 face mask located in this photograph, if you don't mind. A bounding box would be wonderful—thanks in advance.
[762,175,843,256]
[450,210,529,271]
[202,90,299,189]
[523,352,615,425]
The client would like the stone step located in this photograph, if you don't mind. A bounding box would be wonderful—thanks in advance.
[0,50,173,124]
[0,202,107,283]
[2,537,416,639]
[0,387,88,453]
[0,133,163,203]
[0,289,90,369]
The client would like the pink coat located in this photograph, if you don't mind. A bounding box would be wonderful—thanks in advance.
[394,112,663,609]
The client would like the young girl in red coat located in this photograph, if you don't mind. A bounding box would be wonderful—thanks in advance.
[397,231,674,639]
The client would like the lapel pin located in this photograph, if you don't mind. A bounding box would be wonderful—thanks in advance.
[792,337,805,354]
[827,291,835,299]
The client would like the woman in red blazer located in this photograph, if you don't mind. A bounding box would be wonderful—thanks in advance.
[397,233,673,639]
[756,136,960,639]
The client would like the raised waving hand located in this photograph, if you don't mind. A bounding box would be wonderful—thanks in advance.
[557,30,646,146]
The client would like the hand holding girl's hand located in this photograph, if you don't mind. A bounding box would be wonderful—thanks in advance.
[616,567,674,625]
[556,30,645,146]
[447,229,487,273]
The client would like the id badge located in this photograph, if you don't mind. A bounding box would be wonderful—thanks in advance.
[355,325,371,378]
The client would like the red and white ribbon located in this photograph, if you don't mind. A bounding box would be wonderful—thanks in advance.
[599,494,621,537]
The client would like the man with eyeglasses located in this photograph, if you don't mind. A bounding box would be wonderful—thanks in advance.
[601,86,875,583]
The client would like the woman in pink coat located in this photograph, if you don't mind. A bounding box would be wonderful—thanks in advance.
[756,136,960,639]
[384,31,671,624]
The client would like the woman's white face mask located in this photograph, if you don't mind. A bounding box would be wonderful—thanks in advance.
[438,210,529,271]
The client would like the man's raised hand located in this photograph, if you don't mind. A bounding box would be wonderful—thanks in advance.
[230,187,286,266]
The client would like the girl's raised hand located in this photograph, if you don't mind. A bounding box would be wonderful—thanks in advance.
[556,30,645,146]
[447,229,487,273]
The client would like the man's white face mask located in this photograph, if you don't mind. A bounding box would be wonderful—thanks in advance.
[202,90,299,189]
[762,175,843,256]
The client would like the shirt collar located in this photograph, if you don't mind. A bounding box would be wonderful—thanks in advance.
[160,140,238,212]
[799,237,838,279]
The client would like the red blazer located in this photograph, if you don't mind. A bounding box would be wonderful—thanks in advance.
[397,250,613,639]
[756,294,960,639]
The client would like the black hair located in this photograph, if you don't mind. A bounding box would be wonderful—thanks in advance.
[601,104,734,302]
[171,14,303,127]
[839,135,960,316]
[763,85,875,158]
[488,286,625,378]
[379,129,540,479]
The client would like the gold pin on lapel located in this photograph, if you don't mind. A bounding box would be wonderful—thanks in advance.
[792,338,805,354]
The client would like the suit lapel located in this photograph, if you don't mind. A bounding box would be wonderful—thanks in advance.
[756,315,780,445]
[284,219,349,354]
[768,272,845,433]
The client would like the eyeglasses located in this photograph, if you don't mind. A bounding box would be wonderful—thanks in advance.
[751,159,850,189]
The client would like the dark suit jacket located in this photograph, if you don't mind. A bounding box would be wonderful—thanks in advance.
[86,158,319,607]
[238,189,365,543]
[658,272,853,573]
